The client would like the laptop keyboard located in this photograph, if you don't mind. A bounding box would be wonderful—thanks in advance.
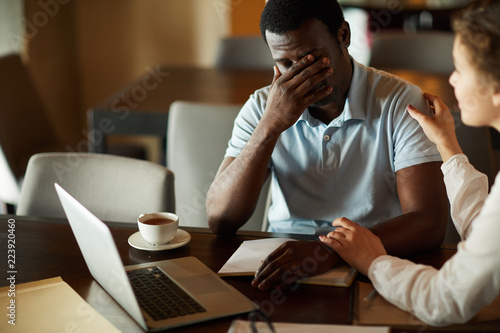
[127,267,206,321]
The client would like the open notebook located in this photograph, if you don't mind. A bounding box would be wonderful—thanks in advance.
[218,238,357,287]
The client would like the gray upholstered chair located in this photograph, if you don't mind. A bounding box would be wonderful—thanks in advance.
[16,153,175,223]
[214,36,275,70]
[0,147,21,210]
[167,101,270,231]
[369,31,455,74]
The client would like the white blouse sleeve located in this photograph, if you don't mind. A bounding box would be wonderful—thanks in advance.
[441,154,489,239]
[367,156,500,326]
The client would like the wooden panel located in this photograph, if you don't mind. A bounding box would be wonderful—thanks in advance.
[23,0,83,146]
[230,0,265,36]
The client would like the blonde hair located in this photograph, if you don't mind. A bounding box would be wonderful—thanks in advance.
[452,0,500,87]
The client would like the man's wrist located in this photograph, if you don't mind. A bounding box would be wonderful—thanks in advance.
[316,239,343,268]
[253,117,283,145]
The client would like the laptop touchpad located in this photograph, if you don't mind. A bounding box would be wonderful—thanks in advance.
[178,274,231,295]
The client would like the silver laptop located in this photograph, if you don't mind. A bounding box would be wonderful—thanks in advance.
[55,183,257,332]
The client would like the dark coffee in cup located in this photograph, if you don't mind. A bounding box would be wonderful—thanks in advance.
[142,218,175,225]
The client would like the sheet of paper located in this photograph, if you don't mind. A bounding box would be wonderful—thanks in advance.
[219,238,297,275]
[0,276,121,333]
[227,319,390,333]
[218,238,357,287]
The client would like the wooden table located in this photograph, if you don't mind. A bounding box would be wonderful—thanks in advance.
[88,65,456,162]
[2,214,480,333]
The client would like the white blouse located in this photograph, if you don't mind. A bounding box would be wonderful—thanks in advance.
[368,154,500,326]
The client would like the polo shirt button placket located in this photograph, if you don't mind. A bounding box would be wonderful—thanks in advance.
[323,134,330,142]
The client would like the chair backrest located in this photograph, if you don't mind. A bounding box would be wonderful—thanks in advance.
[0,146,21,205]
[214,36,275,70]
[16,153,175,223]
[167,101,270,231]
[369,31,455,74]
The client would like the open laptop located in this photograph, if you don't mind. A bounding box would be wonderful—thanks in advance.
[54,183,257,332]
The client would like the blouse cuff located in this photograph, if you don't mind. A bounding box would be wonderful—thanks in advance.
[367,255,394,281]
[441,153,469,176]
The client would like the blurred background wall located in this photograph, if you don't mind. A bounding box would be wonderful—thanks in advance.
[0,0,264,150]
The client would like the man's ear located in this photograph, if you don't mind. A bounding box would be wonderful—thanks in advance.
[337,21,351,48]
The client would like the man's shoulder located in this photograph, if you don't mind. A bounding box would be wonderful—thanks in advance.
[359,65,423,103]
[365,64,420,90]
[349,61,428,124]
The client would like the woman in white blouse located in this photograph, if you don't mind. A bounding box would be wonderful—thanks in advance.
[319,0,500,326]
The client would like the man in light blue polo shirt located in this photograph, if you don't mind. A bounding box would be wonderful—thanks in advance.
[206,0,448,291]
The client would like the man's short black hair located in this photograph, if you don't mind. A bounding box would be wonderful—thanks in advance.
[260,0,345,43]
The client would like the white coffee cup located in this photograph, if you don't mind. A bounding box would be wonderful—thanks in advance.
[137,212,179,245]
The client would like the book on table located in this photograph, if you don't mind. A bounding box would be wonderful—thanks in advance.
[217,238,357,287]
[0,276,121,333]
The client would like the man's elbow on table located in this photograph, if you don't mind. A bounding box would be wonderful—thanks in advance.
[208,216,237,236]
[207,204,246,236]
[206,186,257,236]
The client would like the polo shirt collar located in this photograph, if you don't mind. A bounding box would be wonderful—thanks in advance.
[344,59,367,122]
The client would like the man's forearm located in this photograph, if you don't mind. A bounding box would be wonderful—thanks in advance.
[206,122,280,234]
[369,211,447,257]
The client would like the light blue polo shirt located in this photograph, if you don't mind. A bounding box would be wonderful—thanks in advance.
[226,60,441,235]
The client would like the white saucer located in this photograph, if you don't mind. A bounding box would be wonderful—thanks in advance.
[128,229,191,251]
